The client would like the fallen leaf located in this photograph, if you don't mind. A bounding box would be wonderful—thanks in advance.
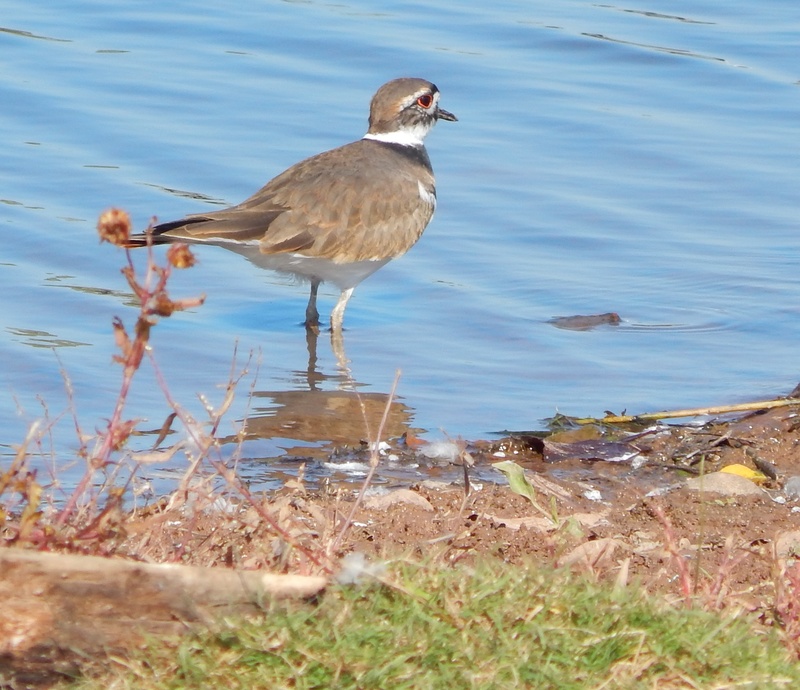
[720,463,767,484]
[558,538,623,568]
[492,460,538,504]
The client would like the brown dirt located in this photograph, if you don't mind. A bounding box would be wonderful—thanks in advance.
[122,405,800,595]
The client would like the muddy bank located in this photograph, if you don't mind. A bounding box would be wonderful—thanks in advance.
[3,403,800,685]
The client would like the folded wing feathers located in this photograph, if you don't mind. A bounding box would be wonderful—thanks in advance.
[143,139,435,262]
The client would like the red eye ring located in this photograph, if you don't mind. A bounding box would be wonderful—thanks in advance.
[417,94,433,109]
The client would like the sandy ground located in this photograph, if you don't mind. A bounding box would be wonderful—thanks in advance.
[122,404,800,601]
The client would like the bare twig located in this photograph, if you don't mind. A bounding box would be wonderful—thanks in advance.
[574,397,800,425]
[51,211,203,533]
[652,505,694,606]
[329,370,402,556]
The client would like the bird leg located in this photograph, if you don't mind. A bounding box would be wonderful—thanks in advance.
[305,280,321,333]
[330,287,354,333]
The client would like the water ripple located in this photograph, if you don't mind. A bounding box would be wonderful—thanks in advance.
[582,32,726,62]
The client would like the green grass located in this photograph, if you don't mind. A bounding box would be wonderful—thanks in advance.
[70,561,798,689]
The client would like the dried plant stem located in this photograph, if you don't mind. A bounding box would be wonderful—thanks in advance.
[1,422,40,498]
[55,249,148,526]
[145,344,328,570]
[56,239,203,528]
[652,505,694,606]
[329,369,401,556]
[574,397,800,425]
[209,459,328,572]
[55,335,136,527]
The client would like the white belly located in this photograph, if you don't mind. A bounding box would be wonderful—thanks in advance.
[219,242,391,290]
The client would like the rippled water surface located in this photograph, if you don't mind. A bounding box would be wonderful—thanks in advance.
[2,1,798,490]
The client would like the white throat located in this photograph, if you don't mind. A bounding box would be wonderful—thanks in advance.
[363,122,431,147]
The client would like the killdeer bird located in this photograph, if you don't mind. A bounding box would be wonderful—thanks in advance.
[130,77,456,333]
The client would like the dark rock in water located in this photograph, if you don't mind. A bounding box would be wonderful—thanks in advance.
[548,312,622,331]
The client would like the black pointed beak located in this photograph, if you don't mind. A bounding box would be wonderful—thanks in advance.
[437,107,458,122]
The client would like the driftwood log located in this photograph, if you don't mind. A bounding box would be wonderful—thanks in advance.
[0,549,327,685]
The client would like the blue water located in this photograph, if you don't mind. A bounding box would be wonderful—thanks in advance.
[2,1,799,489]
